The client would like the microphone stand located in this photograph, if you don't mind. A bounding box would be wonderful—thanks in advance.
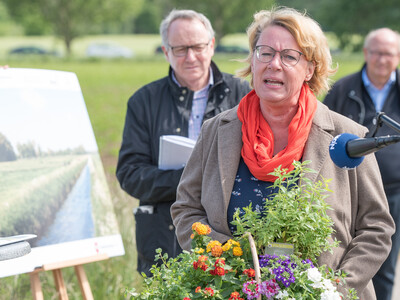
[366,112,400,137]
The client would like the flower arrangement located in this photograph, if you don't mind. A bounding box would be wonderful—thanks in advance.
[126,161,358,299]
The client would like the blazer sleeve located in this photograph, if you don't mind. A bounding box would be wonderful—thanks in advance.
[338,153,395,295]
[171,123,233,251]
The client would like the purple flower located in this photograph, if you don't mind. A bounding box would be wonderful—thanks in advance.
[242,280,260,300]
[259,279,280,299]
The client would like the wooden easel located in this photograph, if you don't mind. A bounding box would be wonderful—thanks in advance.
[29,254,109,300]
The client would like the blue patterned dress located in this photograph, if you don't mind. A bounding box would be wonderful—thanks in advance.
[227,158,280,233]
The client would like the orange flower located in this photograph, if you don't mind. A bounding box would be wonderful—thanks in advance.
[211,244,223,257]
[195,286,201,293]
[193,255,208,271]
[192,222,201,231]
[210,266,226,276]
[229,291,244,300]
[206,240,222,253]
[243,268,255,278]
[192,222,211,235]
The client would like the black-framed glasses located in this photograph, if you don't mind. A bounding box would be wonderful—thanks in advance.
[255,45,304,67]
[168,41,210,57]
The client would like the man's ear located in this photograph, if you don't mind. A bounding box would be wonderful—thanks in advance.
[162,46,170,62]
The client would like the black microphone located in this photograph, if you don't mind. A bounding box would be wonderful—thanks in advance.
[329,133,400,169]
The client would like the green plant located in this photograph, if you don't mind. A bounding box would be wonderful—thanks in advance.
[126,223,252,299]
[127,161,358,300]
[232,160,339,263]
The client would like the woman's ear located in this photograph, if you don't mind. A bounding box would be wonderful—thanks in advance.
[305,61,315,81]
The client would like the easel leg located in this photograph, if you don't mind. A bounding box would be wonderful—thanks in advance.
[30,272,44,300]
[74,265,94,300]
[52,269,69,300]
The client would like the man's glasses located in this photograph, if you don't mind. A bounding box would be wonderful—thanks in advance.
[368,50,398,59]
[168,41,210,57]
[255,45,304,67]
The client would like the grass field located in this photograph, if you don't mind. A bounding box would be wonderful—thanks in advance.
[0,34,364,299]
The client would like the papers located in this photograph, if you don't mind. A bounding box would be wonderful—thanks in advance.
[0,234,37,247]
[158,135,196,170]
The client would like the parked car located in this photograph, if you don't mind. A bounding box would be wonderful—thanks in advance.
[86,42,134,59]
[154,44,248,55]
[8,46,60,56]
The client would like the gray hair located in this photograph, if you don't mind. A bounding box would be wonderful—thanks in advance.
[160,9,215,48]
[363,28,400,52]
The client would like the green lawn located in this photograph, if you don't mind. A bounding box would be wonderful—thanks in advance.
[0,34,364,299]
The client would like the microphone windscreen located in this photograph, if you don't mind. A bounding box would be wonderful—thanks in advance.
[329,133,364,169]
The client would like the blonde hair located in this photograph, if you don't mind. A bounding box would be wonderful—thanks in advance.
[236,7,337,96]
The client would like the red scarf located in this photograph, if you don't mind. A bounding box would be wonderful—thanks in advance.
[237,83,317,181]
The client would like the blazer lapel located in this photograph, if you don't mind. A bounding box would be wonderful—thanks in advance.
[217,108,243,212]
[303,101,335,182]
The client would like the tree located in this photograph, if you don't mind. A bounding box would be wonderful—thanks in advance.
[3,0,144,55]
[134,1,163,34]
[279,0,400,52]
[0,132,17,162]
[316,0,400,51]
[17,141,37,159]
[169,0,276,45]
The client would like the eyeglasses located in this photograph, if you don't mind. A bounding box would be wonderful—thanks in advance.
[168,42,210,57]
[368,50,398,59]
[255,45,304,67]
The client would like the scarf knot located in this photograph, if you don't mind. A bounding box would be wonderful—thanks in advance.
[237,84,317,181]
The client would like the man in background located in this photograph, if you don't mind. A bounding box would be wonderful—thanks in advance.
[116,9,250,276]
[324,28,400,300]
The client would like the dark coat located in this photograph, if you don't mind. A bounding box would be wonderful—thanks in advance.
[324,66,400,195]
[116,61,251,275]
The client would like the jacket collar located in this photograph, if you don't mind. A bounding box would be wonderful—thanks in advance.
[167,60,223,93]
[167,61,225,122]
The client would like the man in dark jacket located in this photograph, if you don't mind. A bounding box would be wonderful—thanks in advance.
[116,9,251,276]
[324,28,400,300]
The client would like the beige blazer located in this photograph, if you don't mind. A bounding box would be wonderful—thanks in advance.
[171,101,395,299]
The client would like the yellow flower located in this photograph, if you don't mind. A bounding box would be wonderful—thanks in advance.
[222,243,231,251]
[195,248,205,254]
[228,239,240,247]
[232,246,243,256]
[206,240,222,253]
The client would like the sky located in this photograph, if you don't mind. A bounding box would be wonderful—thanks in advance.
[0,68,98,153]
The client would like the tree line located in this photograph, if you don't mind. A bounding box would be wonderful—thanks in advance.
[0,132,87,162]
[1,0,400,55]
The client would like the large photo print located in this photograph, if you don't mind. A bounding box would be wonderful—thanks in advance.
[0,68,124,277]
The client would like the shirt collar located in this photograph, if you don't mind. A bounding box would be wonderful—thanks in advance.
[172,67,214,90]
[362,67,396,89]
